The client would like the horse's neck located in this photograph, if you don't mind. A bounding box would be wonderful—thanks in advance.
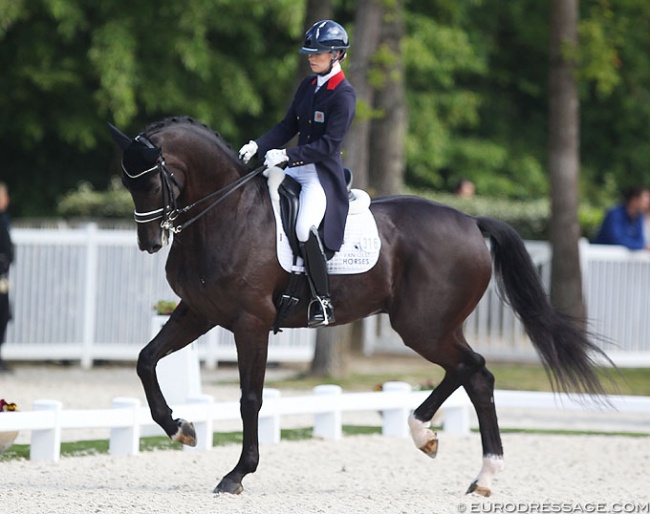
[182,172,268,232]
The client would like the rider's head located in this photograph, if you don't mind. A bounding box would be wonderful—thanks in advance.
[299,20,349,75]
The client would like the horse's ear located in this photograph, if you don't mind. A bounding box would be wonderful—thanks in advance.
[107,123,133,151]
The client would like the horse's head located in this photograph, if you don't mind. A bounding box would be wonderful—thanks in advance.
[108,123,181,253]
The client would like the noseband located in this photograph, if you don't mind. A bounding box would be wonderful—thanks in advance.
[124,133,266,237]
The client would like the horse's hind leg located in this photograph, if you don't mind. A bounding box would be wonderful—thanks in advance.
[408,338,486,459]
[404,328,504,496]
[137,302,212,445]
[462,364,504,496]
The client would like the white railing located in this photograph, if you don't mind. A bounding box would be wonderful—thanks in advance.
[1,383,648,461]
[5,224,315,368]
[365,241,650,367]
[4,225,650,367]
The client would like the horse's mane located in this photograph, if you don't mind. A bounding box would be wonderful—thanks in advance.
[144,116,235,155]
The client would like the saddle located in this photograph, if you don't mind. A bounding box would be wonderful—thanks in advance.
[277,169,355,260]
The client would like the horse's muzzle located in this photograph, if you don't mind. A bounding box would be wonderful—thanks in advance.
[137,228,164,254]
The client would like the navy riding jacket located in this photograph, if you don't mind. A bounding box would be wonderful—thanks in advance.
[255,70,356,252]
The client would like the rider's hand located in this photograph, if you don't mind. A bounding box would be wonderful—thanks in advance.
[238,140,258,164]
[264,149,288,168]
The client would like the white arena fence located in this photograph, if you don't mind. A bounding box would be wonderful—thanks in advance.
[5,223,315,368]
[1,382,648,462]
[4,224,650,367]
[365,240,650,367]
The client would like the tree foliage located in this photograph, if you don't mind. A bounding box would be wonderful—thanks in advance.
[0,0,304,215]
[1,0,649,216]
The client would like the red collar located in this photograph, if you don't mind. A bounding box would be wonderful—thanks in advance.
[327,70,345,90]
[310,70,346,90]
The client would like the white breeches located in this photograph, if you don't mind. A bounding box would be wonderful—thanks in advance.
[284,164,327,243]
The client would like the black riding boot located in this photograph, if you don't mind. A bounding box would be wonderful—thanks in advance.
[300,227,335,327]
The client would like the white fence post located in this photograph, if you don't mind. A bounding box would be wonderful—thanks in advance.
[109,397,141,456]
[152,316,202,406]
[30,399,63,462]
[81,222,99,369]
[381,381,411,437]
[183,394,214,452]
[259,388,281,445]
[442,390,471,435]
[313,384,342,440]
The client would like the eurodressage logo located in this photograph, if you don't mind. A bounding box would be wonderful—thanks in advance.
[457,502,650,513]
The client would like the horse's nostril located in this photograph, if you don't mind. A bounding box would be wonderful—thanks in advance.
[147,244,162,254]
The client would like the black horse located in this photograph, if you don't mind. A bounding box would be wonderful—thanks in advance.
[109,116,608,497]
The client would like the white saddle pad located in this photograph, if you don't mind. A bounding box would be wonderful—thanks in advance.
[265,166,381,275]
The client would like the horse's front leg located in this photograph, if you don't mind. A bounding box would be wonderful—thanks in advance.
[214,319,269,495]
[137,301,212,445]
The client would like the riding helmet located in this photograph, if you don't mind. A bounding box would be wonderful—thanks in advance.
[299,20,350,57]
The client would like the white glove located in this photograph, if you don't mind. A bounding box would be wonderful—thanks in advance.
[264,149,289,168]
[238,140,258,163]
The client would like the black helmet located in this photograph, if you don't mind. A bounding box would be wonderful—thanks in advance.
[299,20,350,56]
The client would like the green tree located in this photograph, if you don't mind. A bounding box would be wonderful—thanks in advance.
[2,0,650,218]
[579,0,650,195]
[0,0,304,215]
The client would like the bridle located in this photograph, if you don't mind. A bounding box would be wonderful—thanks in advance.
[123,134,181,229]
[124,133,266,238]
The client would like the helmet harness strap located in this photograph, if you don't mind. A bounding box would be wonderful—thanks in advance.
[318,50,343,76]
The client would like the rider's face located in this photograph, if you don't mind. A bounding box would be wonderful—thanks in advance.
[308,52,335,74]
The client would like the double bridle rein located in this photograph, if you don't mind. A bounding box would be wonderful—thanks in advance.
[124,133,266,237]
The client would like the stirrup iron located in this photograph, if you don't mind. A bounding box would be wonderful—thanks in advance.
[308,296,335,327]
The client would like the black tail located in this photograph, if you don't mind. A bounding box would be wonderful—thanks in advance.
[476,216,611,397]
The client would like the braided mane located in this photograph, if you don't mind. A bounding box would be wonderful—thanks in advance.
[144,116,233,151]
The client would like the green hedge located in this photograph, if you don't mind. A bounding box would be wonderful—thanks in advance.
[407,189,604,241]
[56,180,605,241]
[57,177,134,219]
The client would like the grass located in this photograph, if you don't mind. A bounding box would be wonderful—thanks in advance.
[262,357,650,397]
[2,423,646,463]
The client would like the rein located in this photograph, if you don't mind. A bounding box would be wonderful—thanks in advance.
[161,163,267,234]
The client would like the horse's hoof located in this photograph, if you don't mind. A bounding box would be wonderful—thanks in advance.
[466,480,492,497]
[408,414,438,458]
[214,478,244,495]
[419,435,439,458]
[171,418,197,447]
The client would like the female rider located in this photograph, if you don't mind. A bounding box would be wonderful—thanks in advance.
[239,20,356,327]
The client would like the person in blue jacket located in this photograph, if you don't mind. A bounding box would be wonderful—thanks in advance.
[239,20,356,327]
[592,185,650,250]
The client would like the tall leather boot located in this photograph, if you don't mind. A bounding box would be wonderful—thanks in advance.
[300,227,335,327]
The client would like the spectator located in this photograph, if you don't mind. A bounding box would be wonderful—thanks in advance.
[453,179,475,199]
[0,182,14,372]
[592,185,650,250]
